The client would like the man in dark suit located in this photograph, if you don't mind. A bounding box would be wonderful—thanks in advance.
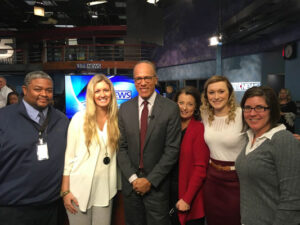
[117,61,181,225]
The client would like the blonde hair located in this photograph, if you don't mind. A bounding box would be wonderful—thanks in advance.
[84,74,120,153]
[279,88,292,102]
[200,75,238,125]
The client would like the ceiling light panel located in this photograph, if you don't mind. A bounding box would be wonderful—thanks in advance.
[25,1,36,6]
[55,25,75,28]
[147,0,159,4]
[87,1,107,6]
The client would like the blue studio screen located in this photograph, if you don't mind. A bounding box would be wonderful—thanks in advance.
[65,74,158,118]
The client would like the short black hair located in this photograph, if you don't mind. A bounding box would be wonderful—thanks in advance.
[6,91,19,105]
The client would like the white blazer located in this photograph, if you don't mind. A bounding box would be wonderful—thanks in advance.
[63,110,117,212]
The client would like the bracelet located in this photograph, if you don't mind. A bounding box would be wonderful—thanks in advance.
[60,190,70,198]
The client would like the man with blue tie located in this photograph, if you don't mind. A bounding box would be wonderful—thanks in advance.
[118,61,181,225]
[0,71,69,225]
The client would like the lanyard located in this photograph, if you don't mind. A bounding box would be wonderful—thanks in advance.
[38,112,50,139]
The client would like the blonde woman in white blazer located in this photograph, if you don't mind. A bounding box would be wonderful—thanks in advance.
[61,74,120,225]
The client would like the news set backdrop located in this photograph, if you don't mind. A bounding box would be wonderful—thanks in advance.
[65,75,159,118]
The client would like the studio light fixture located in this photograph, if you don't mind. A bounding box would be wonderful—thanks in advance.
[55,25,75,28]
[209,34,222,46]
[34,0,45,17]
[209,0,224,47]
[147,0,159,4]
[87,1,107,6]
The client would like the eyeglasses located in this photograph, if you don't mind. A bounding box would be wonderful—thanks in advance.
[134,76,155,83]
[243,105,270,113]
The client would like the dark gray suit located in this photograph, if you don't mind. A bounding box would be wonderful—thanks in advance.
[117,94,181,225]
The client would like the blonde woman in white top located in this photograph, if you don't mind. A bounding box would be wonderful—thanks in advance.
[61,74,120,225]
[200,75,246,225]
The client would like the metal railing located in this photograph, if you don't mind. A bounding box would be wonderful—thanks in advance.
[47,44,154,62]
[0,44,155,65]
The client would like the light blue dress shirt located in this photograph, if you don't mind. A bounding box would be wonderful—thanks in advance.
[22,99,48,124]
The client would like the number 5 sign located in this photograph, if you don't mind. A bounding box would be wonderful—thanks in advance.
[0,38,14,59]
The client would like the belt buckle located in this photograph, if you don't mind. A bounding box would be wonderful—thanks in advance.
[210,160,235,171]
[221,165,231,171]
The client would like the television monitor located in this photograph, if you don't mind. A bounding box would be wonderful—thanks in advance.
[65,74,159,118]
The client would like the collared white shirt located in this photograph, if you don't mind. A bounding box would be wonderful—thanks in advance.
[23,99,48,124]
[0,85,12,108]
[245,124,286,155]
[138,91,156,124]
[128,91,157,183]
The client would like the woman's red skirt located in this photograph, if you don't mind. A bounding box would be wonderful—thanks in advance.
[203,159,241,225]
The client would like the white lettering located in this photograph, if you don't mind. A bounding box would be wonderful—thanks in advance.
[0,39,14,59]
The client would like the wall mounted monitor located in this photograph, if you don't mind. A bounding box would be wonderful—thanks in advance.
[65,74,159,118]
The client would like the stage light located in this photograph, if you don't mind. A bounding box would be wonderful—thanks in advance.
[34,0,45,17]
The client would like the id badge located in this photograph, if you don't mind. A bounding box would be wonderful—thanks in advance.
[36,138,49,161]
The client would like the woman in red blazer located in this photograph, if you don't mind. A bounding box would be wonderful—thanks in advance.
[173,86,210,225]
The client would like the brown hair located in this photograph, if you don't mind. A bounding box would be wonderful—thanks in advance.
[241,86,280,131]
[174,86,201,120]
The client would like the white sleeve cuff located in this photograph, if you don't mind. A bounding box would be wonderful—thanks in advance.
[129,174,138,183]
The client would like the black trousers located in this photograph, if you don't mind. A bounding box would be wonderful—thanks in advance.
[0,199,64,225]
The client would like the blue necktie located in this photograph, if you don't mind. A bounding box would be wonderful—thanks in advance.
[38,111,45,125]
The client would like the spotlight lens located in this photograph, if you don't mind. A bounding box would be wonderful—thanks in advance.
[209,36,219,46]
[34,5,45,17]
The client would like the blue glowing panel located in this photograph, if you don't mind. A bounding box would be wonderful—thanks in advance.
[109,76,139,106]
[65,75,159,118]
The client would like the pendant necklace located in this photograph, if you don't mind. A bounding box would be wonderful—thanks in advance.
[100,135,110,165]
[103,154,110,165]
